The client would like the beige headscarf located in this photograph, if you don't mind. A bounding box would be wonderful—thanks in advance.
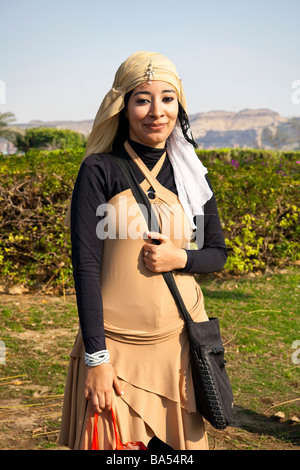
[64,51,187,227]
[85,51,187,157]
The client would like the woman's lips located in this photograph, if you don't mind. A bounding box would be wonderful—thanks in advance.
[144,123,167,130]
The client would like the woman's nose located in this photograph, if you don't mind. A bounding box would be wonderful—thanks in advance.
[149,99,164,117]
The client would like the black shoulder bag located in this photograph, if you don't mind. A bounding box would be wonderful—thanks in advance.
[115,156,234,430]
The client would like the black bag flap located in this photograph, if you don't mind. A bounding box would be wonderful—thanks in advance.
[186,317,224,349]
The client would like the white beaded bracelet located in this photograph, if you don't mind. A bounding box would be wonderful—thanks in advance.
[84,349,110,367]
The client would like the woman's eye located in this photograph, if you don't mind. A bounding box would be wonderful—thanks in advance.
[135,96,175,105]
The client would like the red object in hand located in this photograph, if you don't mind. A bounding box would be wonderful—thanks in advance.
[92,408,147,450]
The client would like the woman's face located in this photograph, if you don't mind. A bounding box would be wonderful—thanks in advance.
[126,81,178,148]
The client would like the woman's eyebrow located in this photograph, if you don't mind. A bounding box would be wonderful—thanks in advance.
[133,91,151,96]
[133,89,176,96]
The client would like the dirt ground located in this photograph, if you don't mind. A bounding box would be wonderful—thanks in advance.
[0,293,299,451]
[1,399,299,451]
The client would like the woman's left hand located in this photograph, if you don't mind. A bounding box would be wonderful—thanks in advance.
[143,231,187,272]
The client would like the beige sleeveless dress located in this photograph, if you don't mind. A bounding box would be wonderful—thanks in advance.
[59,143,209,450]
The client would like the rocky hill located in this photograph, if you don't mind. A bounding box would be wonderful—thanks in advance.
[1,108,300,153]
[189,108,299,150]
[15,119,93,137]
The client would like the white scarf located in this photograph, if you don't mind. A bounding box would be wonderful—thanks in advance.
[166,121,213,230]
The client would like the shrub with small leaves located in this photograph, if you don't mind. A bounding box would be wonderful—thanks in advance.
[197,148,300,273]
[0,147,299,290]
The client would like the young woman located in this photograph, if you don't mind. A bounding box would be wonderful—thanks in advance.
[59,51,227,450]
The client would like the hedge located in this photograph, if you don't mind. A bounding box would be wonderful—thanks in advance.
[0,147,299,291]
[196,148,300,273]
[13,127,87,152]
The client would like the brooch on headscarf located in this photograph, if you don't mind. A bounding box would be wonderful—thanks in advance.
[144,62,156,84]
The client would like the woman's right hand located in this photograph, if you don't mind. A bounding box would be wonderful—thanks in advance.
[84,363,123,414]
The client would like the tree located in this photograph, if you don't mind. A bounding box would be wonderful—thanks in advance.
[0,112,21,142]
[13,127,87,152]
[290,118,300,150]
[261,120,300,150]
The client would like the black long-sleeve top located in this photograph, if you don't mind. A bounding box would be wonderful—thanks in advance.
[70,140,228,354]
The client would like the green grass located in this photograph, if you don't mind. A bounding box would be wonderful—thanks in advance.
[200,268,300,418]
[0,268,299,449]
[0,297,78,398]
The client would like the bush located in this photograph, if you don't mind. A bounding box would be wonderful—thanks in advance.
[0,147,84,290]
[197,148,300,273]
[13,127,87,152]
[0,147,299,290]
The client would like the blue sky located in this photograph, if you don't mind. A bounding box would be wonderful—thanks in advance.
[1,0,300,122]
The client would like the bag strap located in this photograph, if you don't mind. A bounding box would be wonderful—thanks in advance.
[111,408,124,450]
[92,412,99,450]
[92,409,124,450]
[115,156,193,324]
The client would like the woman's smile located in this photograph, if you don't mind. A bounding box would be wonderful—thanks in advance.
[144,122,167,130]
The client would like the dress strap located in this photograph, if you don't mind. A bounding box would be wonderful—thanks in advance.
[124,141,166,193]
